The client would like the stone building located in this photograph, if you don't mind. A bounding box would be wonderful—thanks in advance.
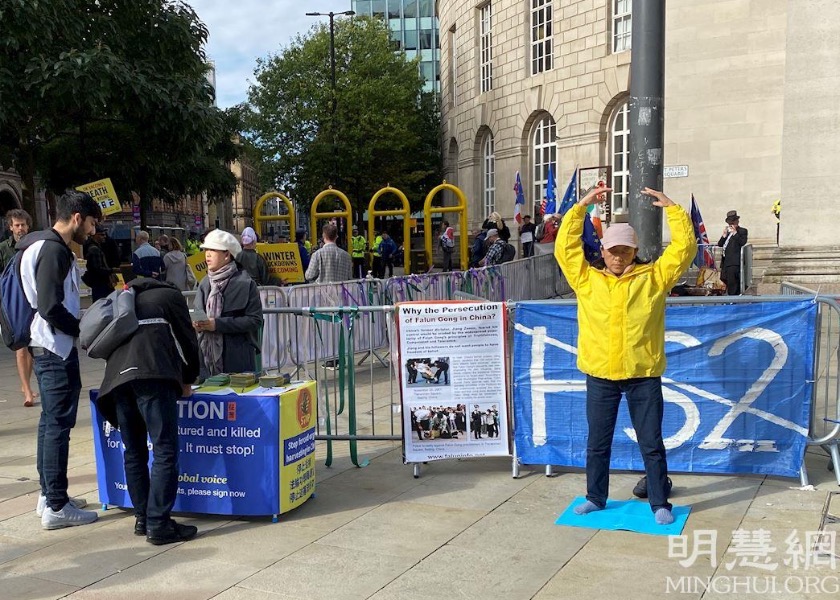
[438,0,840,247]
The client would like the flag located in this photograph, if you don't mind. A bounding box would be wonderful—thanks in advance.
[690,194,716,269]
[513,171,525,224]
[587,202,603,238]
[543,165,557,215]
[557,168,578,216]
[582,212,602,264]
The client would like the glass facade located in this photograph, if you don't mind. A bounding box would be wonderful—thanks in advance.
[353,0,440,93]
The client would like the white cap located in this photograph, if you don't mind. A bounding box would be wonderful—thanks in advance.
[201,229,242,257]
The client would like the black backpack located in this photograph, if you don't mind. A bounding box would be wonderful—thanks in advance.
[500,243,516,264]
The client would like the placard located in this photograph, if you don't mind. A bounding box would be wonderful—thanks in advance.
[76,178,122,216]
[397,301,511,463]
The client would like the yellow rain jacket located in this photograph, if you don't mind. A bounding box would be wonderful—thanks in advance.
[555,203,695,380]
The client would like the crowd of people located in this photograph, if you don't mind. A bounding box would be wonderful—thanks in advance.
[410,405,467,440]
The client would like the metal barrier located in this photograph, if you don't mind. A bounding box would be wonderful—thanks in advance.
[780,283,840,485]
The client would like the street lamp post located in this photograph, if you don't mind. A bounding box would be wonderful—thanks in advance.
[306,10,355,187]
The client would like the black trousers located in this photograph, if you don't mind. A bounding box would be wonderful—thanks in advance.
[113,379,180,531]
[722,264,740,295]
[352,257,366,279]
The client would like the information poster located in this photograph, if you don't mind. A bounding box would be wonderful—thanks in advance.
[76,177,122,216]
[280,383,317,512]
[397,301,511,463]
[91,380,317,516]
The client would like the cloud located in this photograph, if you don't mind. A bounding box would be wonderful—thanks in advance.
[187,0,352,108]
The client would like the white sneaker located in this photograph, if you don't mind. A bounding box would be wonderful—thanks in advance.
[35,494,88,517]
[41,503,98,530]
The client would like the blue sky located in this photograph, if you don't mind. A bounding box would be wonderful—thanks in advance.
[187,0,353,108]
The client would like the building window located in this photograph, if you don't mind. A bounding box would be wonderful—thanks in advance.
[613,0,632,53]
[610,101,630,213]
[479,3,492,93]
[531,114,556,204]
[483,134,496,218]
[530,0,553,75]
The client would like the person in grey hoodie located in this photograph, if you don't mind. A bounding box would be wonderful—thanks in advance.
[162,237,196,291]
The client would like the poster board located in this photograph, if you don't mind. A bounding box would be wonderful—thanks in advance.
[76,178,122,216]
[396,301,511,463]
[187,242,304,284]
[577,166,612,223]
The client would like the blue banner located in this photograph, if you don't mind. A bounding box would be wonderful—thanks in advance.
[91,392,281,516]
[513,300,817,477]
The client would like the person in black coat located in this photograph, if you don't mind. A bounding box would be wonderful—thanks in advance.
[717,210,748,295]
[96,278,201,545]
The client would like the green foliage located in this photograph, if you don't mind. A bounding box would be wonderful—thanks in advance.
[246,16,442,215]
[0,0,237,225]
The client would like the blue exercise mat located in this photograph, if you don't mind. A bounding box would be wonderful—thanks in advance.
[555,497,691,536]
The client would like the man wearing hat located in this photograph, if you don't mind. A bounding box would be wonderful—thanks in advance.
[556,185,695,526]
[718,210,748,295]
[480,229,505,266]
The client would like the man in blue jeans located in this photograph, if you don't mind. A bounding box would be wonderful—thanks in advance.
[96,279,201,544]
[19,190,102,529]
[555,185,695,525]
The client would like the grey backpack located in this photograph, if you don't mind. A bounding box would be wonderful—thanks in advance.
[79,288,139,359]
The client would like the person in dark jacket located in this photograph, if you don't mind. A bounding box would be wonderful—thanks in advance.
[482,212,511,242]
[193,229,263,377]
[96,279,201,545]
[717,210,748,295]
[84,225,115,301]
[132,230,165,279]
[295,229,311,271]
[236,226,272,285]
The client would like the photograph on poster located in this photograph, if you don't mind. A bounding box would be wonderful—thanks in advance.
[410,404,467,441]
[469,403,501,440]
[405,357,450,386]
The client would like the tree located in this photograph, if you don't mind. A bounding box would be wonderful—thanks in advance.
[0,0,237,228]
[246,16,442,219]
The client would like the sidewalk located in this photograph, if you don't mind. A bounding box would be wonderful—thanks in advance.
[1,349,838,600]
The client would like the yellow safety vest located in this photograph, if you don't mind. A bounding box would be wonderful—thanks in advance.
[372,235,383,257]
[351,235,366,258]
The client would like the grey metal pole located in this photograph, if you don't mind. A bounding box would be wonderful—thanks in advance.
[628,0,666,261]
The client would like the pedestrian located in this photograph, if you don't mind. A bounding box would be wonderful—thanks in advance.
[439,222,455,271]
[157,234,171,256]
[305,223,352,284]
[350,225,367,279]
[482,212,510,242]
[469,229,488,268]
[371,230,384,278]
[295,229,310,271]
[83,224,115,301]
[162,237,196,291]
[193,229,263,378]
[480,229,506,266]
[379,232,397,278]
[519,215,536,257]
[101,228,122,269]
[0,208,38,407]
[555,185,695,526]
[95,278,201,544]
[236,226,271,286]
[132,230,165,280]
[19,190,101,529]
[718,210,748,295]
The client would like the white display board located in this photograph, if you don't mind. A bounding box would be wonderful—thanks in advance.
[396,301,511,463]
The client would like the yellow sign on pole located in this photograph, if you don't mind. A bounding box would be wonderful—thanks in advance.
[187,251,209,283]
[76,178,122,216]
[279,381,317,513]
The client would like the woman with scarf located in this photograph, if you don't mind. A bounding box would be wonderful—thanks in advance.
[193,230,263,378]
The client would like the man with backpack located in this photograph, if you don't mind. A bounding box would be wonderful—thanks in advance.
[0,208,38,407]
[94,278,201,545]
[18,190,102,529]
[480,229,510,266]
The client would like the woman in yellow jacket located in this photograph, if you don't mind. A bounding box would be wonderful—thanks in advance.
[555,185,695,526]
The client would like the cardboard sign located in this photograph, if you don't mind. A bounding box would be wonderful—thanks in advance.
[257,243,304,284]
[76,178,122,216]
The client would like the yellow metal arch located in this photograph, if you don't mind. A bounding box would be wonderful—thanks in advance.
[310,187,353,247]
[423,182,469,271]
[253,192,296,240]
[368,186,411,272]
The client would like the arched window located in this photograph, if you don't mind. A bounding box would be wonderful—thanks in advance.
[482,134,495,218]
[610,101,630,214]
[531,114,557,205]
